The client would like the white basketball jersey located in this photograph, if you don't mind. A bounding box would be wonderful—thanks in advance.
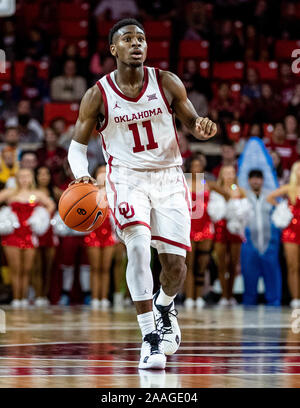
[97,67,182,169]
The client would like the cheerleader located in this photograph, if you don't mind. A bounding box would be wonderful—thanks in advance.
[0,168,55,308]
[33,166,62,306]
[84,165,117,310]
[267,161,300,308]
[185,154,214,309]
[213,165,248,306]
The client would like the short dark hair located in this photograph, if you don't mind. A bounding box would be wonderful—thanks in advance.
[109,18,145,45]
[222,140,235,148]
[20,150,38,160]
[5,126,19,133]
[248,169,263,179]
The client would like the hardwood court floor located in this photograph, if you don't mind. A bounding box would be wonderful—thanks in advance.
[0,304,299,388]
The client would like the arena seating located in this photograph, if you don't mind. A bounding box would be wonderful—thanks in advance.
[213,61,244,80]
[179,40,209,59]
[58,2,90,20]
[59,20,89,40]
[247,61,278,81]
[146,41,170,60]
[14,61,49,85]
[275,40,300,60]
[143,21,171,40]
[44,103,80,126]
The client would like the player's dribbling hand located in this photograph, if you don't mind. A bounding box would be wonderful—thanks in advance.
[195,117,217,140]
[69,176,97,186]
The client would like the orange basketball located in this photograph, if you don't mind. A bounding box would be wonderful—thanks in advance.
[58,183,109,232]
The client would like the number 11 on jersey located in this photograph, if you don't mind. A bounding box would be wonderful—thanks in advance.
[128,120,159,153]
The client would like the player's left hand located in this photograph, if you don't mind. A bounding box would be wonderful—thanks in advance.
[195,117,217,140]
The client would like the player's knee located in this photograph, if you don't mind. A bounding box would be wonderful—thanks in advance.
[165,259,187,283]
[127,240,147,267]
[125,226,151,269]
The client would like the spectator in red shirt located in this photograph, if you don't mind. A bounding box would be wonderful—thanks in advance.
[36,127,67,186]
[254,83,285,123]
[277,62,298,106]
[284,115,299,147]
[212,141,238,179]
[210,83,241,123]
[288,84,300,123]
[265,122,298,170]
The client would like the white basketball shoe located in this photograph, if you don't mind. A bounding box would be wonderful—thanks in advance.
[138,331,166,370]
[153,290,181,356]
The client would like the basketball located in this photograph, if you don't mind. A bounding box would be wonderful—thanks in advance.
[58,183,108,232]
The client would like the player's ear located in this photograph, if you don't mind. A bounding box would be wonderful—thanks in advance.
[110,44,117,57]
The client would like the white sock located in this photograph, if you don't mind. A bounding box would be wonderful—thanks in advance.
[79,264,90,292]
[62,265,74,292]
[156,287,176,307]
[137,311,156,338]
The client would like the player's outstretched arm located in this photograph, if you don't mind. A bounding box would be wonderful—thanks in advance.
[68,85,102,185]
[160,71,217,141]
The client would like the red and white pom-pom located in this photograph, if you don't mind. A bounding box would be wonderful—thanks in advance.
[226,198,253,237]
[207,191,227,222]
[51,212,69,237]
[0,206,20,235]
[271,200,293,229]
[227,218,243,235]
[27,206,50,236]
[51,212,87,237]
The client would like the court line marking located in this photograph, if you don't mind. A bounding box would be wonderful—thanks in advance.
[1,342,300,349]
[0,373,300,378]
[0,356,143,362]
[3,324,293,331]
[1,340,300,345]
[1,353,300,358]
[1,354,300,362]
[124,346,300,351]
[171,353,300,357]
[0,361,300,371]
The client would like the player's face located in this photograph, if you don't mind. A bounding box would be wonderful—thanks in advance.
[111,25,147,67]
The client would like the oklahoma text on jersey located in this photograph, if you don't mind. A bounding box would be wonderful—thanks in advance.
[114,107,163,123]
[96,66,182,170]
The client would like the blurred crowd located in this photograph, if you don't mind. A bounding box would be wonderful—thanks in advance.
[0,0,299,308]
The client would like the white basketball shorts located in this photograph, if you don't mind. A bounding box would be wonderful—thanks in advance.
[105,164,192,257]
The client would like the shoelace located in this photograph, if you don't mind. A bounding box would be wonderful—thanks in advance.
[144,331,162,354]
[156,308,178,336]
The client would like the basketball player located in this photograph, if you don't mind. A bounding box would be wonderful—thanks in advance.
[68,19,217,369]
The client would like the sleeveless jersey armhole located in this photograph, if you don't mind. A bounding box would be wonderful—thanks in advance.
[96,81,109,132]
[154,68,173,114]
